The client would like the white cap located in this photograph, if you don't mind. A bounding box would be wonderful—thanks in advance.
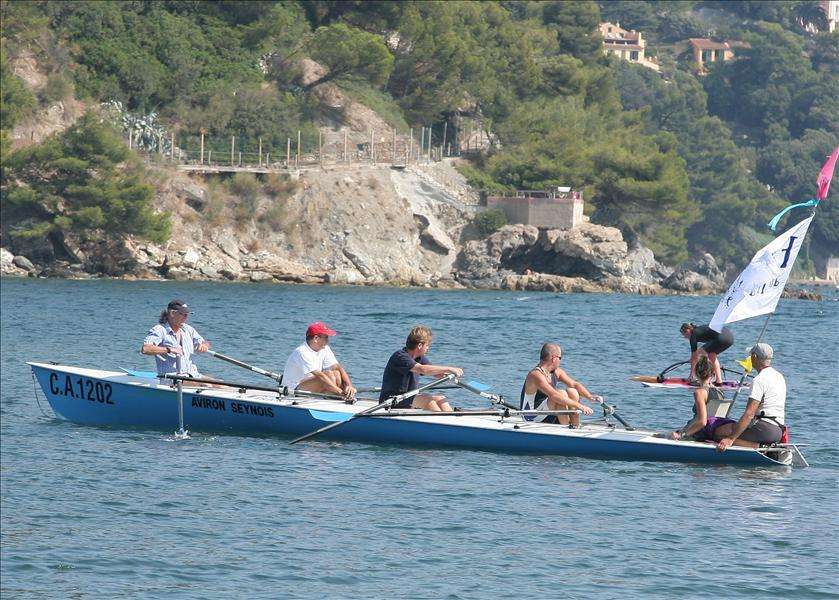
[746,343,774,360]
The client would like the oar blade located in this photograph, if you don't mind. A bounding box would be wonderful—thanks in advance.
[308,409,353,423]
[121,368,158,379]
[463,379,491,392]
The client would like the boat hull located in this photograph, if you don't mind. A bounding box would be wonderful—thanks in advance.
[29,363,796,467]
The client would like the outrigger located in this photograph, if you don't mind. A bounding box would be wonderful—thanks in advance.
[28,359,808,468]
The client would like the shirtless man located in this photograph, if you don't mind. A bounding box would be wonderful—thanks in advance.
[521,343,595,427]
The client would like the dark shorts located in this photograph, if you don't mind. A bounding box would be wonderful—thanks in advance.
[390,396,412,409]
[700,416,736,441]
[702,327,734,355]
[739,419,783,444]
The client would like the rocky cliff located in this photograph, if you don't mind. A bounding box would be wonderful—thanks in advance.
[2,156,732,295]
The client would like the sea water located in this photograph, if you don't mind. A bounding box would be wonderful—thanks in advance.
[2,278,837,599]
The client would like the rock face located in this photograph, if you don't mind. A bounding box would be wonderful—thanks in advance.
[1,159,701,295]
[457,222,670,292]
[663,253,725,293]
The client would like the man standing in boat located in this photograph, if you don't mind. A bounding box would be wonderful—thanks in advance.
[283,322,357,401]
[715,343,786,451]
[680,322,734,385]
[521,343,595,427]
[379,326,463,411]
[141,299,211,380]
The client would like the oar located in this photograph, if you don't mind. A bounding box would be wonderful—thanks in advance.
[163,374,281,393]
[289,374,455,445]
[593,396,634,430]
[456,379,518,410]
[207,350,283,383]
[306,407,583,421]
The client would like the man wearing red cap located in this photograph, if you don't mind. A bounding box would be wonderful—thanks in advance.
[283,322,356,400]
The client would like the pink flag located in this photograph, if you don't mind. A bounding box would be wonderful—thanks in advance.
[816,146,839,200]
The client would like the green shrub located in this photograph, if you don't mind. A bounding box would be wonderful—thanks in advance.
[474,209,507,235]
[39,73,74,105]
[1,112,170,244]
[259,200,287,231]
[264,172,299,199]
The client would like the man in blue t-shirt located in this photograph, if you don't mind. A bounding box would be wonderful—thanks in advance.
[379,326,463,411]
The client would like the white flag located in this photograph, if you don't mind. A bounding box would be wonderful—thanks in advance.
[709,215,813,332]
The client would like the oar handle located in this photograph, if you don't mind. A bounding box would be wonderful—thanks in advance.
[207,350,283,382]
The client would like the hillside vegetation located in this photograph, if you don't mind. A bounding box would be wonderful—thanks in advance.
[1,0,836,270]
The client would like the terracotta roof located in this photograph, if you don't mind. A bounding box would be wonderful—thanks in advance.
[689,38,730,50]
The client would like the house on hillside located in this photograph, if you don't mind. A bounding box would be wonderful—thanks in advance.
[599,22,660,72]
[825,257,839,281]
[486,188,584,230]
[821,0,839,32]
[688,38,733,72]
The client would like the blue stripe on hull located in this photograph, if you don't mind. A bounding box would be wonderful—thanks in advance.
[30,364,781,467]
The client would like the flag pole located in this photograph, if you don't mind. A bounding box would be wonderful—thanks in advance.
[728,312,772,406]
[720,144,837,409]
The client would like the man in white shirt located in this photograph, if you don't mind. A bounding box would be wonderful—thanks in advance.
[283,322,357,400]
[715,343,786,451]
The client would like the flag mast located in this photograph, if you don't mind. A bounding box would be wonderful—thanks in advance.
[724,146,838,404]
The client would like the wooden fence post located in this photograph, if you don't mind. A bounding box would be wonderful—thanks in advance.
[128,130,133,150]
[296,130,300,168]
[442,122,447,158]
[371,129,375,164]
[318,130,323,168]
[199,130,205,164]
[230,136,235,166]
[420,127,425,162]
[258,137,263,167]
[392,128,396,164]
[208,150,212,164]
[408,128,413,164]
[287,138,291,168]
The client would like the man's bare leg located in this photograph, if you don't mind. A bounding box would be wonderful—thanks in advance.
[566,388,582,426]
[548,390,573,425]
[297,371,342,394]
[412,394,452,412]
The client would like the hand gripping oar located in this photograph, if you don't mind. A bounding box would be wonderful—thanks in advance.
[289,373,456,445]
[207,350,283,384]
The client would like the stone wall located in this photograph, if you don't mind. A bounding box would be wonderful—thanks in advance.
[487,194,583,230]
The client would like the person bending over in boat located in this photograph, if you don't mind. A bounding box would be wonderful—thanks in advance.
[141,299,211,384]
[680,322,733,385]
[667,355,734,442]
[521,343,595,427]
[715,343,786,452]
[379,326,463,411]
[283,322,357,401]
